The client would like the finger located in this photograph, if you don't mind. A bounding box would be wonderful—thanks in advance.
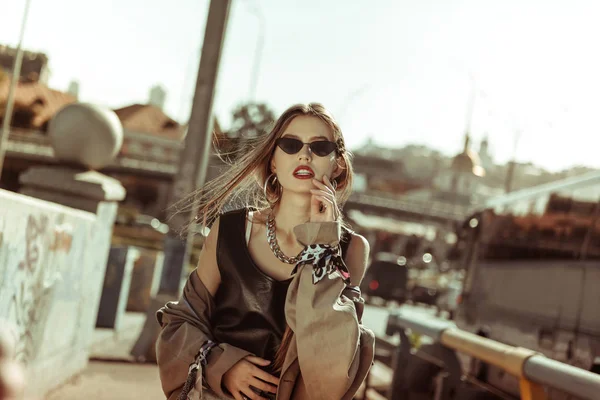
[314,196,334,215]
[312,178,334,195]
[250,377,278,394]
[231,390,245,400]
[310,189,334,200]
[245,356,271,367]
[311,193,323,216]
[323,175,335,191]
[311,186,339,217]
[241,388,267,400]
[315,195,337,220]
[314,195,334,207]
[323,175,338,195]
[252,366,281,386]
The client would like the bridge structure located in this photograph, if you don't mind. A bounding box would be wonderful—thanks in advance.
[346,192,470,226]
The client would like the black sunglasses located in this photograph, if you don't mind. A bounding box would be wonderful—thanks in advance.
[276,137,338,157]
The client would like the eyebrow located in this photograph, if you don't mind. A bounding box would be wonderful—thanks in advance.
[283,133,331,141]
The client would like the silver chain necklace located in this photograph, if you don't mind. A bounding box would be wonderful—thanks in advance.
[266,212,302,264]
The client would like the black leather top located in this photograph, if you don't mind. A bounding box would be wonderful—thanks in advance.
[212,208,351,368]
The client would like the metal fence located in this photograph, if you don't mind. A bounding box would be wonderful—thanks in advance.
[384,311,600,400]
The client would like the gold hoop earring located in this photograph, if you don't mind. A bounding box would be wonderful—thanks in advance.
[263,173,280,205]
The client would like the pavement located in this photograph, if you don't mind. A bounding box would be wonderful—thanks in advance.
[45,312,163,400]
[45,361,163,400]
[42,304,441,400]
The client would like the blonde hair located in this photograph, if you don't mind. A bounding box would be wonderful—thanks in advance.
[174,103,354,232]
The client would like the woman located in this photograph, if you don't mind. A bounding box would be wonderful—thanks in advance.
[156,103,374,400]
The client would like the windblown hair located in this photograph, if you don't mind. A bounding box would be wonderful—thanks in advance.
[173,103,354,233]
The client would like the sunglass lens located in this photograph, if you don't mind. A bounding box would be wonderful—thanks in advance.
[310,141,337,156]
[277,138,303,154]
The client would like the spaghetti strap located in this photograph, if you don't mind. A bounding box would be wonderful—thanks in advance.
[245,210,253,245]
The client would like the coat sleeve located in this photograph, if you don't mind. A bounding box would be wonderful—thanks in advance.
[156,271,252,399]
[278,222,375,400]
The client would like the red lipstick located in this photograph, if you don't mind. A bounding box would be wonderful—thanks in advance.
[293,165,315,180]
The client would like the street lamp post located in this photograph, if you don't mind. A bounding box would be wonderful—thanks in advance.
[0,0,33,176]
[247,1,265,101]
[131,0,232,361]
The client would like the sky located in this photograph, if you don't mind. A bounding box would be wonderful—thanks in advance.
[2,0,600,172]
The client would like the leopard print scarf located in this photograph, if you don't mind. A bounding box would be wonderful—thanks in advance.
[291,244,351,285]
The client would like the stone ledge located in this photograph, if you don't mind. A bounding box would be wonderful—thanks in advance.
[20,166,126,202]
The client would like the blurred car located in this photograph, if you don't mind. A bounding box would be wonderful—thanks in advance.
[360,252,408,305]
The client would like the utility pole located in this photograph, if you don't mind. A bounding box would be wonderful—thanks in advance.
[131,0,232,360]
[159,0,232,296]
[0,0,33,176]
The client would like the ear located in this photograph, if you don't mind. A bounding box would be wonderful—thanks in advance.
[332,167,342,180]
[332,157,346,180]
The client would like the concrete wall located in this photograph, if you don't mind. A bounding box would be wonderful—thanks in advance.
[0,188,117,398]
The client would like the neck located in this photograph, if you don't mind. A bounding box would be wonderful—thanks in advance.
[271,191,311,238]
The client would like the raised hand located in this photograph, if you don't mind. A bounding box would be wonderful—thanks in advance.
[309,175,339,223]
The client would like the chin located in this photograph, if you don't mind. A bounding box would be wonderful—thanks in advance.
[294,179,314,187]
[287,184,312,195]
[281,177,314,194]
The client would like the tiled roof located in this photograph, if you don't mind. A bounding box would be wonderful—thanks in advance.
[0,79,76,129]
[114,104,185,140]
[0,80,220,142]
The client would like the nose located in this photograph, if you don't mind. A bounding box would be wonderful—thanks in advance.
[297,143,312,161]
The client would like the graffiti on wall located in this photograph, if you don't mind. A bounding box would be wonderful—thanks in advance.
[18,214,48,272]
[4,213,75,365]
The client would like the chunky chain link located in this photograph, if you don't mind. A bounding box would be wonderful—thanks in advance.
[266,212,303,264]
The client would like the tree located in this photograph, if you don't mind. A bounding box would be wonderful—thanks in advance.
[226,102,275,139]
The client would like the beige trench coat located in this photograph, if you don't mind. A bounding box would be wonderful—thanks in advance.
[155,221,375,400]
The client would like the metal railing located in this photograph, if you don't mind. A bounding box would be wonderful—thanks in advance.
[385,311,600,400]
[347,192,472,222]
